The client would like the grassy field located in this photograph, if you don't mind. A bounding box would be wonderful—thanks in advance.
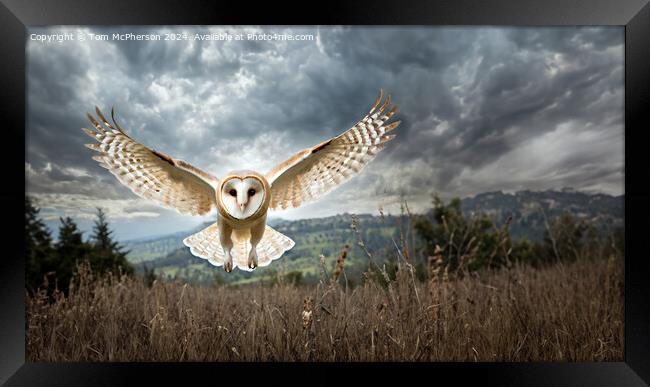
[26,252,623,362]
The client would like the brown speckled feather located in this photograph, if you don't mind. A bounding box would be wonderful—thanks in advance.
[266,90,400,210]
[82,107,219,216]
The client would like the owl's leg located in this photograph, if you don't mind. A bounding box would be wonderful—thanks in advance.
[219,220,234,273]
[248,221,265,269]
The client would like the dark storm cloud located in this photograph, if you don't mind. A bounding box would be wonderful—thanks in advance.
[26,26,623,238]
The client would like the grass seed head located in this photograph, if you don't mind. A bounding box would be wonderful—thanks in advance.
[302,296,313,331]
[332,244,349,283]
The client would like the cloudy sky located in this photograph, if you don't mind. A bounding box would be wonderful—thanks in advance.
[26,26,624,241]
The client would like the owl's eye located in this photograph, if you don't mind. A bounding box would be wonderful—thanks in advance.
[248,189,256,196]
[229,189,237,197]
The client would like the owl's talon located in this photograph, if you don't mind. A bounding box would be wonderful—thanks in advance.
[248,249,258,270]
[224,254,233,273]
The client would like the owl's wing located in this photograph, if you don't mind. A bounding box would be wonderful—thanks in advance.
[82,107,219,216]
[266,90,400,210]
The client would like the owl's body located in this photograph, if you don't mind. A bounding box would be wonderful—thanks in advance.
[82,90,400,272]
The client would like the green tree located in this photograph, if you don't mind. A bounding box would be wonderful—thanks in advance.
[509,237,545,267]
[25,196,54,293]
[284,270,304,286]
[54,216,90,294]
[414,193,510,274]
[543,212,587,263]
[142,264,157,287]
[89,208,134,276]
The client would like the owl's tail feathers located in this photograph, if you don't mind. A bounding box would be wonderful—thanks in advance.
[183,223,225,267]
[255,225,295,269]
[182,223,295,272]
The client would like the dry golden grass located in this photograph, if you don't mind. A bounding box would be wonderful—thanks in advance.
[26,253,623,362]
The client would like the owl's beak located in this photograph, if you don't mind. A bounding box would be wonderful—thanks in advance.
[237,189,248,212]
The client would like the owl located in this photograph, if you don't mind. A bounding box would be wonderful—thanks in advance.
[82,90,400,272]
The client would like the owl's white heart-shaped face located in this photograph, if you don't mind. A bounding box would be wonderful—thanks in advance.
[221,177,265,219]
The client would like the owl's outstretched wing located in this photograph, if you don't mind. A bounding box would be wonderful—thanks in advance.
[266,90,400,211]
[82,107,219,216]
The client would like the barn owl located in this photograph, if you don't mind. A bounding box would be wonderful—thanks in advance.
[82,90,400,272]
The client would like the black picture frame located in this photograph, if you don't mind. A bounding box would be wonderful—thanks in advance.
[2,0,649,385]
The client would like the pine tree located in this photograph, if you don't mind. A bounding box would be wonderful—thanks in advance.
[89,208,134,276]
[54,216,89,294]
[92,208,115,251]
[25,196,54,293]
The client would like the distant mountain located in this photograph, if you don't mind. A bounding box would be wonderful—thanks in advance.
[459,189,623,241]
[126,189,623,285]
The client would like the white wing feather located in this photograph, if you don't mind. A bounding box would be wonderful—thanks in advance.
[82,107,219,216]
[266,90,400,210]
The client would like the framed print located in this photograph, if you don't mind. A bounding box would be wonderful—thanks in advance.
[2,0,649,385]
